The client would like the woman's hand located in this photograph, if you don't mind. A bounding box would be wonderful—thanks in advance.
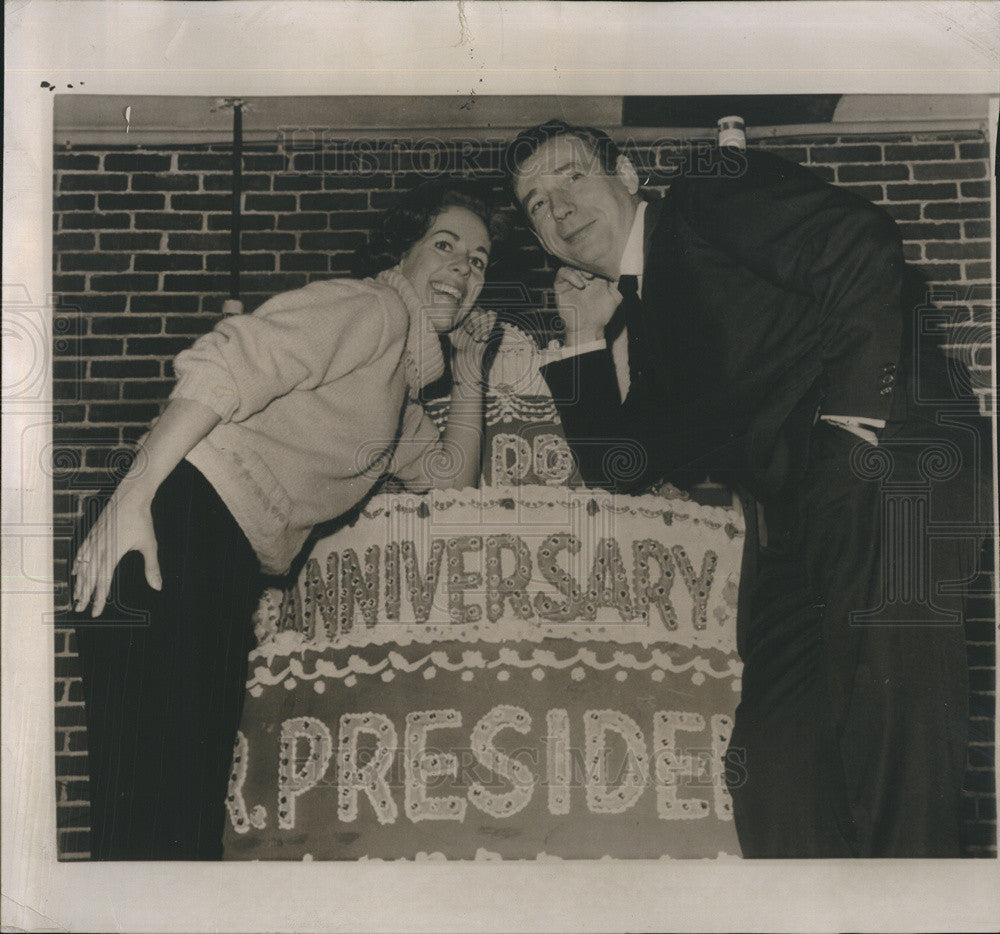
[72,478,162,618]
[69,397,221,616]
[449,307,498,386]
[553,266,620,346]
[415,307,498,492]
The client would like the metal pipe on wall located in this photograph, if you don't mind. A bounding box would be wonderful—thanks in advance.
[221,99,245,316]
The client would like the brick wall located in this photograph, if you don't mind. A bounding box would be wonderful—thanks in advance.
[52,129,995,858]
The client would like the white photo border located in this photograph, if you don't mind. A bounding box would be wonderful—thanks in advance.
[4,2,999,932]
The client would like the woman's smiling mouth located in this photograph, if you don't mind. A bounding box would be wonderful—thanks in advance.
[430,281,464,303]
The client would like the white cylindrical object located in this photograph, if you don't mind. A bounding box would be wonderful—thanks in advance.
[222,298,244,316]
[717,115,746,150]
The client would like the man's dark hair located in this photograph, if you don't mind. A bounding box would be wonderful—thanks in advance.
[503,119,623,209]
[353,177,507,278]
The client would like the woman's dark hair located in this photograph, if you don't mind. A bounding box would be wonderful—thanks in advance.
[352,177,508,279]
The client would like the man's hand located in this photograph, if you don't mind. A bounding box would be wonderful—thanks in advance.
[554,267,621,347]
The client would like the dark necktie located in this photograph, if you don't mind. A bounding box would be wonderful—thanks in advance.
[610,273,644,384]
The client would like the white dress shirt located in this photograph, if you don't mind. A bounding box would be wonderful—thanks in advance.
[552,202,647,402]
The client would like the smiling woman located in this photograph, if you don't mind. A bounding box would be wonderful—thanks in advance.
[69,177,506,860]
[400,206,491,331]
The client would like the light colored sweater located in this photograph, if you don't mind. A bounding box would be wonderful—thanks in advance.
[170,268,445,574]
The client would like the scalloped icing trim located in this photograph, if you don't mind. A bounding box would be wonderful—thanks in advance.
[253,615,740,657]
[247,642,742,694]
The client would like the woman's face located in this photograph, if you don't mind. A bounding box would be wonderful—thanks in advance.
[399,205,491,333]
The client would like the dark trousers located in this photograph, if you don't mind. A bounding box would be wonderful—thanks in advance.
[74,461,262,860]
[729,420,984,857]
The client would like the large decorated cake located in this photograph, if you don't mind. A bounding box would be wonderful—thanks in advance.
[223,326,745,860]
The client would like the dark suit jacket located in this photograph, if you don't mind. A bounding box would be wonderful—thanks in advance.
[537,152,987,860]
[541,151,911,497]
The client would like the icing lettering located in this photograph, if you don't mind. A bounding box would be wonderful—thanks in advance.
[467,705,535,818]
[235,706,733,830]
[585,539,637,622]
[584,709,650,814]
[340,546,379,632]
[337,713,398,825]
[710,714,736,821]
[384,542,400,621]
[484,534,534,623]
[532,434,574,484]
[226,730,267,833]
[492,434,531,484]
[632,540,678,629]
[533,533,585,621]
[302,553,338,641]
[445,536,483,625]
[671,546,718,631]
[491,432,575,485]
[401,539,446,622]
[653,711,711,820]
[277,717,333,829]
[287,536,724,634]
[545,709,571,815]
[404,710,466,822]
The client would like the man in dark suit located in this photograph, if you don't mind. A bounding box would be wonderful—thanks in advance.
[505,119,988,857]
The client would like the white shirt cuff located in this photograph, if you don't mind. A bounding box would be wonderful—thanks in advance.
[820,415,886,446]
[544,338,607,362]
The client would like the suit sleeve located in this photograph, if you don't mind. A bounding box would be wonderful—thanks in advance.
[542,348,736,493]
[542,152,905,492]
[670,150,905,418]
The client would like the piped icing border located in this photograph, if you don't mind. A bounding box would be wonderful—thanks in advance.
[351,486,744,535]
[247,639,743,695]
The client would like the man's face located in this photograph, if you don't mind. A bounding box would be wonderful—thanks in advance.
[513,134,639,279]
